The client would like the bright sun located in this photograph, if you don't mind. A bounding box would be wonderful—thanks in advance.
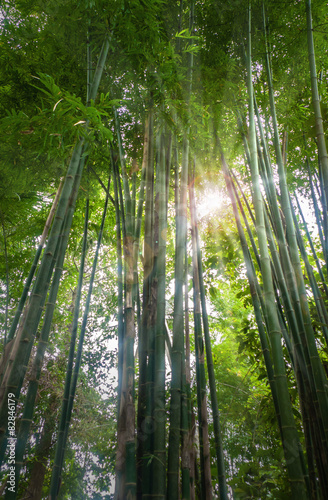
[197,187,223,219]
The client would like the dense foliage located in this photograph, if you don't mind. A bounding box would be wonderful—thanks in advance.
[1,0,328,498]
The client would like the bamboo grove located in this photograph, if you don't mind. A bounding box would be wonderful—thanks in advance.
[1,0,328,498]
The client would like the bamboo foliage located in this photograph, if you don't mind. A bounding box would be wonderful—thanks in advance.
[8,1,328,498]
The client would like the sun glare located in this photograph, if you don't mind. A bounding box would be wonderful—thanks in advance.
[197,187,223,219]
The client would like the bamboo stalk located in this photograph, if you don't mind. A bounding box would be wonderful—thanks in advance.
[153,122,167,499]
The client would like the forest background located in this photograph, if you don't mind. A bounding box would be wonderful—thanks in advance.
[0,0,328,499]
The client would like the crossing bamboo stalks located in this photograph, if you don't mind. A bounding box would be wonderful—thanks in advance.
[254,83,328,465]
[292,197,328,346]
[304,135,326,256]
[263,2,328,448]
[317,153,328,271]
[0,140,83,448]
[8,168,87,499]
[50,171,110,499]
[295,195,328,299]
[5,178,63,347]
[247,7,307,497]
[253,41,327,469]
[305,0,328,213]
[222,157,283,432]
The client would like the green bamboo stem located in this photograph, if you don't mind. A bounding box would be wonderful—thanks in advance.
[248,7,307,497]
[112,152,124,423]
[153,123,167,499]
[0,211,9,346]
[167,2,194,495]
[181,362,190,500]
[137,110,154,500]
[135,124,150,497]
[167,130,189,498]
[182,246,192,500]
[113,153,126,500]
[115,110,137,499]
[189,168,212,500]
